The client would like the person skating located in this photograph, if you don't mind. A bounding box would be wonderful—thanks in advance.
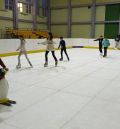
[16,36,33,68]
[38,32,58,67]
[94,35,103,56]
[102,38,110,57]
[58,36,69,61]
[0,58,16,106]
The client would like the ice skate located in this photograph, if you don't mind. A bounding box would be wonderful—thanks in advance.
[7,100,16,104]
[59,58,63,61]
[16,65,21,69]
[103,55,107,57]
[55,61,58,66]
[44,62,48,67]
[30,63,33,68]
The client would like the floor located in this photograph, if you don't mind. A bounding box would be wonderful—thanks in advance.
[0,48,120,129]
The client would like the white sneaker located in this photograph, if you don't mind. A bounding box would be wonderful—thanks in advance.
[100,53,103,56]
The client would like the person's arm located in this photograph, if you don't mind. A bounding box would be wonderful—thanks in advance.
[58,42,61,49]
[0,58,9,71]
[94,38,99,41]
[58,44,60,49]
[38,40,48,45]
[16,46,20,51]
[108,40,110,46]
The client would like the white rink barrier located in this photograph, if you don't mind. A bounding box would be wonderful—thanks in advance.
[0,38,116,55]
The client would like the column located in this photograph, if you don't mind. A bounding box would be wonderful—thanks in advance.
[47,0,51,31]
[33,0,37,30]
[13,0,18,29]
[67,0,72,37]
[91,0,96,38]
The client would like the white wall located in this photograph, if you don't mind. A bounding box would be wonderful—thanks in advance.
[0,38,116,54]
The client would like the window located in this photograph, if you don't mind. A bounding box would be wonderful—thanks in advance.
[18,3,23,13]
[26,0,32,14]
[5,0,13,10]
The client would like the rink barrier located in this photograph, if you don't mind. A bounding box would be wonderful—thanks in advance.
[0,38,116,57]
[72,45,116,50]
[0,46,72,57]
[0,50,45,57]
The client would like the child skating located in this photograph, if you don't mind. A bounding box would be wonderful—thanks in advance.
[16,36,33,68]
[0,58,16,106]
[94,35,103,56]
[38,32,58,67]
[58,36,69,61]
[102,38,110,57]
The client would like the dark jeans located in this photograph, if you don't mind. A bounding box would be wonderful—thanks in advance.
[60,48,69,60]
[45,51,57,62]
[99,43,102,53]
[103,47,108,57]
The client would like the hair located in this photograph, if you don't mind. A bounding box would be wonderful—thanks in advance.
[48,32,53,40]
[60,36,63,39]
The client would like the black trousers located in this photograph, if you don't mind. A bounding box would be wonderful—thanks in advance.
[103,47,108,56]
[99,43,103,53]
[60,48,69,60]
[45,51,57,62]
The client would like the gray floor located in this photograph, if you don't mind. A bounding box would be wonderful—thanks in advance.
[0,48,120,129]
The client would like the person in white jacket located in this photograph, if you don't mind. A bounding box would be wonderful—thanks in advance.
[38,32,58,67]
[16,36,33,68]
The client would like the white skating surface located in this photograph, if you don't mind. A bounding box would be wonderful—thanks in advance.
[0,48,120,129]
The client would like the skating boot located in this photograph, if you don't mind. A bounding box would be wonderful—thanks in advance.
[44,62,48,67]
[59,58,63,61]
[8,100,16,104]
[55,61,58,67]
[16,65,21,69]
[100,53,103,56]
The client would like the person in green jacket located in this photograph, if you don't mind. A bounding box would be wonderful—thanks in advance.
[102,38,110,57]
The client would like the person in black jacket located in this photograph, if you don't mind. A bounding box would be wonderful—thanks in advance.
[58,37,69,61]
[94,35,103,55]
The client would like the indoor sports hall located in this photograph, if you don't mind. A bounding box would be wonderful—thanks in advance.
[0,0,120,129]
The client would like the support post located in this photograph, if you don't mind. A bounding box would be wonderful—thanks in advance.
[91,0,96,38]
[13,0,18,29]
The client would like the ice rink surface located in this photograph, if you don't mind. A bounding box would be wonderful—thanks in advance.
[0,48,120,129]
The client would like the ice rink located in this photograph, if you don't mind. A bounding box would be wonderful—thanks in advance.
[0,48,120,129]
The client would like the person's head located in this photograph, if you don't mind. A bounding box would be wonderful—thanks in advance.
[100,35,103,38]
[117,34,119,38]
[48,32,53,40]
[19,35,24,39]
[60,36,63,40]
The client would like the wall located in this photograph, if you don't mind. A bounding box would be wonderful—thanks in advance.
[0,0,47,34]
[96,0,120,2]
[50,0,120,38]
[51,0,68,6]
[72,25,91,38]
[71,0,92,5]
[51,25,67,37]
